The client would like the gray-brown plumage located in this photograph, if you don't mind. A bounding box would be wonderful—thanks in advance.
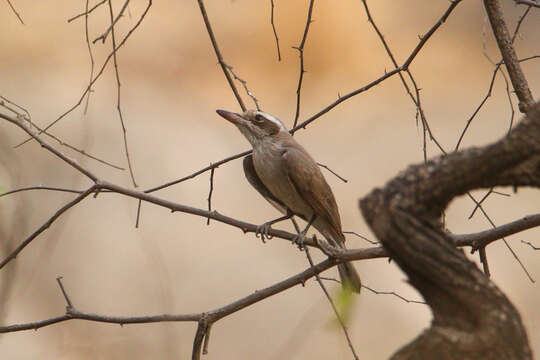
[217,109,361,293]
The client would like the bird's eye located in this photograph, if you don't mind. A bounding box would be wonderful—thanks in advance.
[254,114,264,122]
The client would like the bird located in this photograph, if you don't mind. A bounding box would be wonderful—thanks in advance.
[216,108,361,293]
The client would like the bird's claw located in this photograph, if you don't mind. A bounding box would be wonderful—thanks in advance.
[292,233,307,249]
[255,222,274,243]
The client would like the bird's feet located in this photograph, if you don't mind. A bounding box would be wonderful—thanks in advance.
[292,232,307,249]
[255,222,274,243]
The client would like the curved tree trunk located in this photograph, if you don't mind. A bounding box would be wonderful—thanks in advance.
[360,103,539,359]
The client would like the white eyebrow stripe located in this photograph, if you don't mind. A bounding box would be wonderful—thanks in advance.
[258,111,287,131]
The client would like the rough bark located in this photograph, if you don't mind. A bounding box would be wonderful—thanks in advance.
[360,102,540,359]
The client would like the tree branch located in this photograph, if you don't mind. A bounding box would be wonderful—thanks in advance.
[484,0,535,113]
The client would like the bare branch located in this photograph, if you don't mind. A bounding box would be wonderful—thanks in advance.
[361,284,426,305]
[484,0,535,113]
[93,0,130,44]
[105,0,138,187]
[292,0,315,129]
[304,246,359,360]
[16,0,152,147]
[144,150,251,194]
[454,214,540,250]
[0,186,84,198]
[206,167,215,225]
[515,0,540,8]
[223,62,260,110]
[67,0,107,23]
[360,0,439,160]
[56,277,73,309]
[0,186,97,270]
[343,231,378,245]
[521,240,539,250]
[292,0,462,133]
[316,162,347,183]
[0,112,99,181]
[5,0,24,24]
[269,0,281,61]
[196,0,246,111]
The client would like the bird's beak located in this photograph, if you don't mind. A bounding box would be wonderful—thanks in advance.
[216,109,245,125]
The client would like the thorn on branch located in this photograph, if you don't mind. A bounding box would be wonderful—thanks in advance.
[521,240,539,250]
[135,199,142,228]
[56,276,74,309]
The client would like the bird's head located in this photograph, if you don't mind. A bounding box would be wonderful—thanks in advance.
[216,109,287,146]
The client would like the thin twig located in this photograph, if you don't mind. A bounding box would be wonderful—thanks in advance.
[515,0,540,8]
[202,323,213,355]
[360,0,438,161]
[144,150,251,194]
[361,284,426,304]
[269,0,281,61]
[5,0,24,24]
[0,186,97,270]
[37,124,125,170]
[457,6,532,150]
[0,186,84,198]
[196,0,246,111]
[304,247,359,360]
[292,0,315,129]
[192,319,208,360]
[316,162,347,183]
[343,231,378,245]
[511,6,531,44]
[106,0,138,187]
[94,0,131,44]
[0,113,99,181]
[468,188,494,219]
[467,196,534,283]
[207,167,215,225]
[0,95,30,120]
[521,240,539,250]
[67,0,107,22]
[1,96,123,170]
[292,0,461,133]
[83,0,96,115]
[223,62,260,110]
[15,0,152,147]
[135,199,142,228]
[479,247,491,277]
[56,277,73,308]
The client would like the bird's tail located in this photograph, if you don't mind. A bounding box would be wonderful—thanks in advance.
[338,262,362,293]
[320,226,362,293]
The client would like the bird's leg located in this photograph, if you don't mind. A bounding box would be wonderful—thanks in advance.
[293,215,317,249]
[256,210,294,242]
[291,218,301,233]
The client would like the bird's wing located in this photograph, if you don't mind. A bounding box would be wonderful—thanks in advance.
[281,147,343,238]
[243,154,288,215]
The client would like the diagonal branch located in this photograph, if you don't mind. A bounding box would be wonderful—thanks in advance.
[484,0,535,113]
[292,0,315,129]
[292,0,461,133]
[196,0,246,112]
[0,186,97,270]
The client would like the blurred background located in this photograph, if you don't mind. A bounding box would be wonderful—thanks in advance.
[0,0,539,358]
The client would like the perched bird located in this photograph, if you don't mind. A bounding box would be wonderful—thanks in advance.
[216,109,361,293]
